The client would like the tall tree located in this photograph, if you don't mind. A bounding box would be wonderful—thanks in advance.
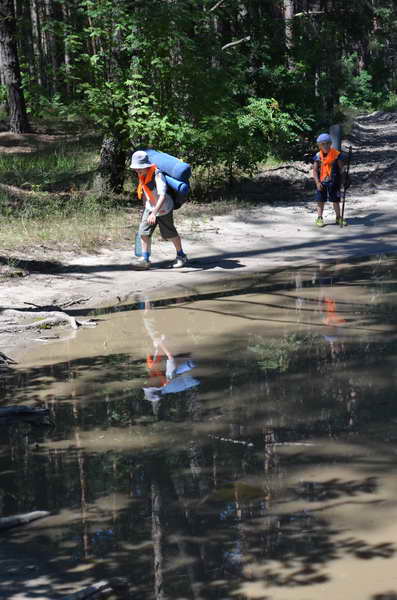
[283,0,295,69]
[0,0,29,132]
[30,0,43,87]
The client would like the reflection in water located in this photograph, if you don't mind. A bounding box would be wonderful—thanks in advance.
[141,297,200,418]
[1,258,397,599]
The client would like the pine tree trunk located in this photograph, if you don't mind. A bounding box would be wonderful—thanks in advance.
[61,0,71,96]
[95,17,128,195]
[30,0,43,87]
[43,0,58,96]
[0,0,30,132]
[96,135,126,195]
[284,0,294,69]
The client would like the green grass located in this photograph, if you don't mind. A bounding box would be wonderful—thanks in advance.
[0,134,128,252]
[0,129,273,255]
[0,136,99,191]
[0,204,138,253]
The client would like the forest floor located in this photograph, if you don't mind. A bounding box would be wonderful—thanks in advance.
[0,110,396,354]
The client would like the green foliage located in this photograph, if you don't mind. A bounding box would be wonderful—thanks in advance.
[249,333,323,374]
[0,84,7,105]
[124,96,309,174]
[0,138,98,191]
[340,54,384,110]
[380,92,397,112]
[236,98,310,162]
[73,0,311,174]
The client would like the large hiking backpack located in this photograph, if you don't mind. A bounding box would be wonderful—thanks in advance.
[144,149,191,209]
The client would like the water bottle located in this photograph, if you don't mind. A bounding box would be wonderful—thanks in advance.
[134,231,142,257]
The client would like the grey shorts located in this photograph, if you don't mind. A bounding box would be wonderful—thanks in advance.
[139,208,178,240]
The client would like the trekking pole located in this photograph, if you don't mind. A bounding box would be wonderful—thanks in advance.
[340,146,352,228]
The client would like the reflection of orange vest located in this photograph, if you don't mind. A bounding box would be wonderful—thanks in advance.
[323,297,346,326]
[137,166,157,206]
[319,148,340,182]
[146,354,167,386]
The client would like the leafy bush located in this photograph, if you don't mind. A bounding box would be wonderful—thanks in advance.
[125,96,310,176]
[340,54,384,110]
[380,92,397,112]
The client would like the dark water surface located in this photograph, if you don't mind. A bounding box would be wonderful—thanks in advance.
[1,257,397,599]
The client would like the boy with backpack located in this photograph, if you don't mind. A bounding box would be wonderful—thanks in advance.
[312,133,347,227]
[130,150,188,269]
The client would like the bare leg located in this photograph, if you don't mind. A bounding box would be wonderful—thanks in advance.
[333,202,341,219]
[317,202,325,218]
[141,235,151,255]
[169,235,183,253]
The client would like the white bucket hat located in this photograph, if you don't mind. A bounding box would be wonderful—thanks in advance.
[130,150,154,169]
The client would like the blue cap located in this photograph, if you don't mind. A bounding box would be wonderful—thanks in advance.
[316,133,332,144]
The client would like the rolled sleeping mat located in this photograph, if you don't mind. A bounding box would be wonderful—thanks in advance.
[144,148,191,183]
[161,375,200,395]
[165,174,189,196]
[329,124,342,151]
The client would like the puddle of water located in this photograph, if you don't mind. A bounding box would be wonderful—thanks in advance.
[1,257,397,599]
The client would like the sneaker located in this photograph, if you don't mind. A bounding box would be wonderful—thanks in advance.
[172,255,188,268]
[336,217,347,226]
[132,257,151,270]
[315,217,325,227]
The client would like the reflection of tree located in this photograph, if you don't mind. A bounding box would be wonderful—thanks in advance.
[151,477,165,600]
[72,398,91,559]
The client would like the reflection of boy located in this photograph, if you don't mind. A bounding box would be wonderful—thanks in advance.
[141,300,199,411]
[143,360,199,404]
[312,133,347,228]
[321,296,346,357]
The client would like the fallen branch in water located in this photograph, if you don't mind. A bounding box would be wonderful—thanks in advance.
[0,406,48,417]
[208,435,315,448]
[0,406,50,426]
[0,351,17,368]
[0,510,50,530]
[272,442,315,446]
[61,581,112,600]
[61,578,129,600]
[209,434,254,447]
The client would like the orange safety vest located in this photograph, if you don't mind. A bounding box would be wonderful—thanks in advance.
[137,165,158,206]
[319,148,340,182]
[146,354,167,386]
[323,297,346,326]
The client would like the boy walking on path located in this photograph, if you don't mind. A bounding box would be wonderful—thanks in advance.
[130,150,188,269]
[312,133,347,227]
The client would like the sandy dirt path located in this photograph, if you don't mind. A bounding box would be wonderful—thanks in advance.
[1,111,396,314]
